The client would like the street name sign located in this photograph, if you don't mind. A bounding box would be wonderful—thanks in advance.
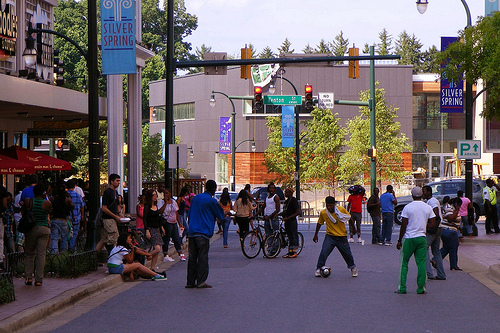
[457,140,481,159]
[318,92,334,109]
[263,95,301,105]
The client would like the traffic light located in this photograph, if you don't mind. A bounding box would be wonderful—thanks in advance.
[56,139,69,151]
[304,84,313,111]
[53,50,65,86]
[254,86,263,112]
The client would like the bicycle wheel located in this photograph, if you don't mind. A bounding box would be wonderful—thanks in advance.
[242,231,262,259]
[263,234,281,258]
[296,232,304,255]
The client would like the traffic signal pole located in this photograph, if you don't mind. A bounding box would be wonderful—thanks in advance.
[369,46,376,195]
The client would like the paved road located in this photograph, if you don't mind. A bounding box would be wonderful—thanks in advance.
[31,225,499,333]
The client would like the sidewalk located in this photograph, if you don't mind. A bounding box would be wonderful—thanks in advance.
[0,238,193,333]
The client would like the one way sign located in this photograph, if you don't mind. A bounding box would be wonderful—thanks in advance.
[457,140,481,159]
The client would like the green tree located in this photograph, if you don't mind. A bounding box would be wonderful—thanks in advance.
[437,12,500,120]
[315,39,331,54]
[394,31,423,73]
[420,45,439,73]
[337,84,411,185]
[188,44,212,74]
[300,108,346,189]
[142,123,164,181]
[302,43,314,54]
[277,38,294,55]
[362,43,370,54]
[377,28,392,55]
[331,31,349,64]
[259,46,276,59]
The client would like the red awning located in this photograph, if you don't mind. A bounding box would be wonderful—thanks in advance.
[0,154,35,174]
[0,146,71,171]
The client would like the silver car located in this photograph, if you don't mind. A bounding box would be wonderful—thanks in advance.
[394,179,486,225]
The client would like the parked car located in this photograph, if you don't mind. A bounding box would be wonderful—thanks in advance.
[394,179,486,225]
[214,191,239,205]
[250,186,285,203]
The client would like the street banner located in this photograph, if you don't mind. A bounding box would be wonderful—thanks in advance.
[251,64,279,87]
[486,0,499,16]
[281,106,294,148]
[440,37,463,113]
[219,117,231,154]
[101,0,136,74]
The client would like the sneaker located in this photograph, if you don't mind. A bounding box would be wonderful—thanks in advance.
[384,242,393,246]
[348,237,354,243]
[152,275,168,281]
[179,254,186,261]
[315,269,321,277]
[163,255,175,263]
[357,237,363,243]
[378,242,384,245]
[351,267,358,277]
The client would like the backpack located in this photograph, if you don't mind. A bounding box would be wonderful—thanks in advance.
[18,199,37,233]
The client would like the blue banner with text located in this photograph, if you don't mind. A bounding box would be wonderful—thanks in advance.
[281,106,294,148]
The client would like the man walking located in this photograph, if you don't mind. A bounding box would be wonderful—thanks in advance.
[96,174,122,253]
[396,187,435,295]
[186,180,224,289]
[422,185,446,280]
[380,185,397,246]
[67,179,86,251]
[483,178,500,234]
[367,187,381,244]
[313,196,358,278]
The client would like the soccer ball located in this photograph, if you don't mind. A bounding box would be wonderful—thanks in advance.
[320,266,331,278]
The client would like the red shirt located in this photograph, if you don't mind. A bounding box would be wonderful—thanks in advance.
[348,194,363,213]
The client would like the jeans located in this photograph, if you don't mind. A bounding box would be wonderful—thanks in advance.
[50,219,69,254]
[349,212,362,237]
[69,222,80,250]
[24,226,51,283]
[180,213,188,240]
[221,216,231,246]
[426,229,446,279]
[371,215,381,244]
[460,215,472,235]
[187,236,210,287]
[264,216,279,238]
[162,222,182,254]
[440,228,460,269]
[316,234,355,269]
[398,236,427,294]
[284,219,299,250]
[381,213,394,243]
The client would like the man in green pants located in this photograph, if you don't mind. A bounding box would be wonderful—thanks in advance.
[395,187,436,295]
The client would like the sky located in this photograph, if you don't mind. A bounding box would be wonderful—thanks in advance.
[183,0,485,57]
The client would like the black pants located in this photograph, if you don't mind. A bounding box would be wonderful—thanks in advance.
[485,205,500,233]
[162,222,182,254]
[284,219,299,250]
[235,216,250,242]
[187,236,210,287]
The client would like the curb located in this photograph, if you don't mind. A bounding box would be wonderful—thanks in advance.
[488,265,500,284]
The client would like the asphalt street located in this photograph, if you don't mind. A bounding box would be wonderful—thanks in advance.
[32,226,500,333]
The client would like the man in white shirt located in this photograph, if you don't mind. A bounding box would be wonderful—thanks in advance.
[395,187,436,295]
[422,185,446,281]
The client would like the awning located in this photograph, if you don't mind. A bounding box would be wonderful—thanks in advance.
[0,146,71,171]
[0,154,35,174]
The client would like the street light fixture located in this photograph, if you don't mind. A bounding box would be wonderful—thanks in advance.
[416,0,428,14]
[210,90,237,191]
[269,80,276,94]
[22,34,37,68]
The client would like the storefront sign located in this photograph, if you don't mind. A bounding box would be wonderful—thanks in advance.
[0,2,17,60]
[101,0,136,74]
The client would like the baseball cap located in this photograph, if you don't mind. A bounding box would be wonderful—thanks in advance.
[411,187,423,198]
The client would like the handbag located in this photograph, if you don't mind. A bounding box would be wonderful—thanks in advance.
[18,199,37,233]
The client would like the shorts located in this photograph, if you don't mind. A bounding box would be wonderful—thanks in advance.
[108,264,124,275]
[100,218,119,245]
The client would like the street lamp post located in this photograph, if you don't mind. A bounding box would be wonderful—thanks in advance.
[210,91,237,191]
[25,17,100,249]
[416,0,474,201]
[269,73,301,201]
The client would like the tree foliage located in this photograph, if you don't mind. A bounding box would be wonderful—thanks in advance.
[315,39,331,54]
[277,38,294,55]
[337,84,411,185]
[377,28,392,55]
[331,31,349,64]
[259,46,276,59]
[394,31,423,73]
[142,123,164,181]
[437,11,500,120]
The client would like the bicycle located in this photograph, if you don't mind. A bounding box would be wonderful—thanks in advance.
[241,217,266,259]
[263,218,304,258]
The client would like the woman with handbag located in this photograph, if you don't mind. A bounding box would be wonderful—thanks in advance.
[24,184,52,286]
[143,189,165,271]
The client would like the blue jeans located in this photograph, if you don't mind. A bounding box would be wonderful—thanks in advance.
[460,216,472,235]
[426,229,446,279]
[221,216,231,246]
[440,228,460,269]
[316,234,355,269]
[264,216,279,238]
[180,213,188,239]
[371,215,381,244]
[69,222,80,250]
[50,219,69,254]
[381,213,394,243]
[187,235,210,287]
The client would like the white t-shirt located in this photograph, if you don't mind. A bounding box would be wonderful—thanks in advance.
[74,186,85,198]
[107,245,130,266]
[426,197,442,221]
[401,200,435,239]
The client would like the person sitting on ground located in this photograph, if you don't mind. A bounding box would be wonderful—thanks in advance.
[107,232,167,281]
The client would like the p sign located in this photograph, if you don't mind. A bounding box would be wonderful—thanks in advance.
[457,140,481,159]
